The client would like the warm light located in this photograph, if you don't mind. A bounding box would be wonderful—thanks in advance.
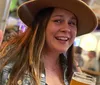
[97,39,100,52]
[80,34,97,51]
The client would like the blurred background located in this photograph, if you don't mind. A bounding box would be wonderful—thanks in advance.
[0,0,100,85]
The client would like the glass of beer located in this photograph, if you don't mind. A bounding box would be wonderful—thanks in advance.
[70,72,96,85]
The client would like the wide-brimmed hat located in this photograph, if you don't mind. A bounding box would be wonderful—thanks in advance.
[18,0,98,36]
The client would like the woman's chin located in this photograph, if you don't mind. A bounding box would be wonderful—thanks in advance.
[57,48,68,54]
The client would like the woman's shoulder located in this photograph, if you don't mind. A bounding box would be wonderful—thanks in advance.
[0,63,14,85]
[0,63,34,85]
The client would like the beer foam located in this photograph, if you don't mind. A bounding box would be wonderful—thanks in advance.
[72,77,95,85]
[72,72,96,85]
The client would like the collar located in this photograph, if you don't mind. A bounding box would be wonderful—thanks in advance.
[41,54,68,85]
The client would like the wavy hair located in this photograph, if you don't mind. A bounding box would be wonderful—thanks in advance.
[0,7,74,85]
[0,7,54,85]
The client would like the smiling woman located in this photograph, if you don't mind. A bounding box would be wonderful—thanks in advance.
[45,8,77,53]
[0,0,98,85]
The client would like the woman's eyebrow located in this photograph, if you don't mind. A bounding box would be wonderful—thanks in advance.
[52,15,64,18]
[71,16,77,21]
[52,15,77,22]
[52,15,77,19]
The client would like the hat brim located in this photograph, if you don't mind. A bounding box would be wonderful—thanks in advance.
[18,0,98,36]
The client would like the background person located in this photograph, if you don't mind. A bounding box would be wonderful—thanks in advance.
[74,46,84,67]
[83,51,99,71]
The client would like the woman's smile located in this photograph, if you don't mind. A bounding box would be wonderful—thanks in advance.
[45,8,77,53]
[55,36,69,44]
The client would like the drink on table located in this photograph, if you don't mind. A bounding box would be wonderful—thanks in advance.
[70,72,96,85]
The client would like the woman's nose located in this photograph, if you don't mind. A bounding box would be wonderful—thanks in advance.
[61,23,71,33]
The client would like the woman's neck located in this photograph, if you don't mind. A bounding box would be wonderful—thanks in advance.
[42,52,60,70]
[42,53,64,85]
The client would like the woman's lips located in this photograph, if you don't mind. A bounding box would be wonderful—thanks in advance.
[55,36,70,44]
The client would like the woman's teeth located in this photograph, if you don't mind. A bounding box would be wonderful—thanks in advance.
[56,37,69,41]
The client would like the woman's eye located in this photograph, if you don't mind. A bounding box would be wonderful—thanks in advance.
[53,19,63,24]
[68,21,77,26]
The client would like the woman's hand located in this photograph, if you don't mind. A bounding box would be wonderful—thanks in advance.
[74,60,82,72]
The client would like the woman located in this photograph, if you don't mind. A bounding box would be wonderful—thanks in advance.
[0,0,97,85]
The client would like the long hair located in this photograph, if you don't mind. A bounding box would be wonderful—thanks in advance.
[0,7,54,85]
[66,44,74,82]
[59,44,74,83]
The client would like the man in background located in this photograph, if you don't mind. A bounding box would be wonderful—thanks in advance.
[83,51,99,71]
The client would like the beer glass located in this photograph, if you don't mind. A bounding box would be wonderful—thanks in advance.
[70,72,96,85]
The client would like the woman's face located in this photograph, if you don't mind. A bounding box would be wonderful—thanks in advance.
[45,8,77,53]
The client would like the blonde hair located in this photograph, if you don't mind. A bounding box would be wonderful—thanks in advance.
[0,7,54,85]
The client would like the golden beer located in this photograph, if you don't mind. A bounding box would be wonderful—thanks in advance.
[70,78,89,85]
[70,72,96,85]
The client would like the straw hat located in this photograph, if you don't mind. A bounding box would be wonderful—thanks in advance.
[18,0,98,36]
